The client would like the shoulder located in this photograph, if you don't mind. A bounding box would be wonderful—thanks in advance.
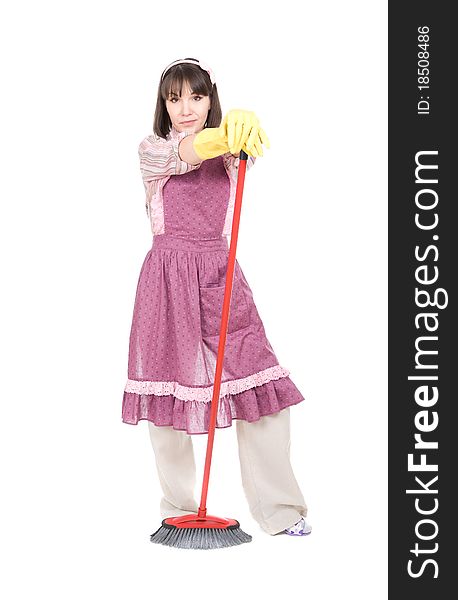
[138,132,170,155]
[138,128,189,155]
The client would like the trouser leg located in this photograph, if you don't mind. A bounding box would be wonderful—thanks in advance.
[147,422,199,519]
[236,407,308,535]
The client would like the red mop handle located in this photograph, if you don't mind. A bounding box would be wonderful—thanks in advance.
[197,150,249,518]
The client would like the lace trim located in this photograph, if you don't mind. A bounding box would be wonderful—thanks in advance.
[148,181,165,235]
[144,128,199,235]
[124,364,290,402]
[221,154,255,236]
[222,161,238,236]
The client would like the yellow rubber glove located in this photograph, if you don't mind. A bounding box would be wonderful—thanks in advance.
[192,111,270,160]
[192,123,230,160]
[241,127,271,157]
[225,109,270,155]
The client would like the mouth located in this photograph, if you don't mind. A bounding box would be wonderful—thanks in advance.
[181,120,197,125]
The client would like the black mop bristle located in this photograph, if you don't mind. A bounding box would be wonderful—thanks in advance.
[150,519,252,550]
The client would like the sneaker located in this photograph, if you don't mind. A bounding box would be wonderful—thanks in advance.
[284,517,312,536]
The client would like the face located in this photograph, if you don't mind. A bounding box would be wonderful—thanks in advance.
[165,81,211,134]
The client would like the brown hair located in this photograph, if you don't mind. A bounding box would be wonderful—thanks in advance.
[153,59,222,138]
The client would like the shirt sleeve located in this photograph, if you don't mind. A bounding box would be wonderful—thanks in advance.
[245,155,256,171]
[138,131,201,184]
[223,153,256,174]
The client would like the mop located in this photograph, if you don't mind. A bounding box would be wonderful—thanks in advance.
[150,150,252,549]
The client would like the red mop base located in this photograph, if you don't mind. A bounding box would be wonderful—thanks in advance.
[151,514,252,548]
[163,514,240,529]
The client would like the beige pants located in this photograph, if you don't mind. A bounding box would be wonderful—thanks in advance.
[147,407,308,535]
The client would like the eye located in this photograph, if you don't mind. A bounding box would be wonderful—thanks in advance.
[169,97,178,103]
[193,95,202,101]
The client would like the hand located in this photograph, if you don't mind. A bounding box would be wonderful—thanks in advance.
[241,128,270,157]
[223,109,270,156]
[232,131,270,158]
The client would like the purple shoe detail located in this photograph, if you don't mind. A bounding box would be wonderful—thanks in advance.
[284,517,312,536]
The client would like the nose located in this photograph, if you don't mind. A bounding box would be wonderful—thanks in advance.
[181,98,193,115]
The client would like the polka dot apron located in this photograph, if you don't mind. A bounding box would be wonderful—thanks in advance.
[122,155,305,434]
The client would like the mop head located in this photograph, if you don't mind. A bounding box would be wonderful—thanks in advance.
[150,518,252,550]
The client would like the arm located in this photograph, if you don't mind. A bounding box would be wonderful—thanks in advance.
[178,132,258,169]
[138,132,201,184]
[178,135,256,168]
[177,133,202,165]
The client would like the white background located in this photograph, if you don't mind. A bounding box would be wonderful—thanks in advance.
[0,1,387,598]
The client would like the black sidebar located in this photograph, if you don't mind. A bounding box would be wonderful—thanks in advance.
[389,2,456,597]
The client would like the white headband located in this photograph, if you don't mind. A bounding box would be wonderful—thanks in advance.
[161,58,216,86]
